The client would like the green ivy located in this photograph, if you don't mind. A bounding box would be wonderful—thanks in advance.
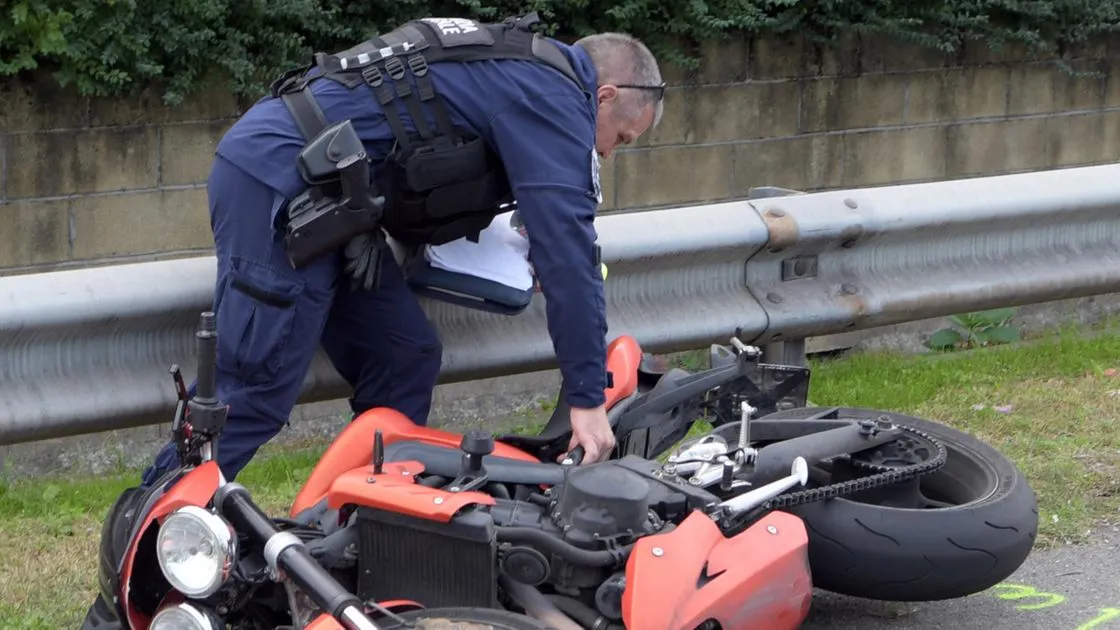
[3,0,1120,106]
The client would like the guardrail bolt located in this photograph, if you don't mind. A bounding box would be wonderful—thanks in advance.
[841,283,859,295]
[766,208,787,218]
[767,293,784,304]
[844,198,858,209]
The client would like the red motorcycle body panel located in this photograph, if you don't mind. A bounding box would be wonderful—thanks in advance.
[602,334,642,409]
[120,461,221,629]
[325,459,496,520]
[290,408,538,517]
[622,510,813,630]
[305,613,346,629]
[290,335,645,517]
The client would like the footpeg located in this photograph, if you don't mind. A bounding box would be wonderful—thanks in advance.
[718,457,809,516]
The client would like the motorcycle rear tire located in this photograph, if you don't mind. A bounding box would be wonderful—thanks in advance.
[761,406,1039,602]
[377,606,551,629]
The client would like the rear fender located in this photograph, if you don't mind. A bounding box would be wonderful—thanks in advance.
[622,511,813,630]
[119,462,222,629]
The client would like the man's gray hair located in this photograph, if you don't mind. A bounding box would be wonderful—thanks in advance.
[574,32,664,127]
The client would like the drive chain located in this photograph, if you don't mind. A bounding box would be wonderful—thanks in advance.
[767,423,949,509]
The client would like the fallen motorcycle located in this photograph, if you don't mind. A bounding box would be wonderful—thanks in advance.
[83,311,1039,629]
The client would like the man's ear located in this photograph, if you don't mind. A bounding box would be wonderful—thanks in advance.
[596,84,619,106]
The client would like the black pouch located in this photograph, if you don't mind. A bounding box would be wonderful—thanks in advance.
[380,136,511,246]
[403,135,490,192]
[284,119,385,269]
[297,119,367,186]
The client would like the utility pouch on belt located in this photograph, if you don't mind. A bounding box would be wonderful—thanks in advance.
[283,119,385,269]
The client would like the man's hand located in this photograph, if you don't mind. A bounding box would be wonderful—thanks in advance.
[561,405,616,464]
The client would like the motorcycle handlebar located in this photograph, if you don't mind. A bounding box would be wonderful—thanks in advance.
[194,312,219,403]
[216,483,380,630]
[562,445,585,466]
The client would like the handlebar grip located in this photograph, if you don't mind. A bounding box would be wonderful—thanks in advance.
[195,312,218,403]
[562,445,586,466]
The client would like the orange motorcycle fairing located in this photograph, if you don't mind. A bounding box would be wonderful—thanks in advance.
[119,461,223,630]
[290,408,539,517]
[305,613,346,630]
[621,510,813,630]
[303,599,424,630]
[324,460,496,522]
[371,599,425,614]
[603,334,642,410]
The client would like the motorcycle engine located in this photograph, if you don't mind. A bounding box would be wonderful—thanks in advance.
[553,463,653,546]
[352,455,719,622]
[490,457,714,597]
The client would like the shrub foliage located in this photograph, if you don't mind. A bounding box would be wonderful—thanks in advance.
[3,0,1120,105]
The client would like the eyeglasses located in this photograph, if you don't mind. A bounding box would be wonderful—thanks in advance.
[615,82,666,102]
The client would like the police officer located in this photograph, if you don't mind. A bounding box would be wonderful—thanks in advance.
[138,14,665,487]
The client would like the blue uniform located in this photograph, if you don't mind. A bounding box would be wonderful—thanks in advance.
[140,39,608,486]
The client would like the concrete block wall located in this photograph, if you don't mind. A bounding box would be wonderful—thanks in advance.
[2,33,1119,276]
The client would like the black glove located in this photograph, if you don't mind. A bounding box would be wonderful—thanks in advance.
[343,230,387,292]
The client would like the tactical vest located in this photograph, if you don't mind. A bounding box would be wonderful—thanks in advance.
[269,13,586,247]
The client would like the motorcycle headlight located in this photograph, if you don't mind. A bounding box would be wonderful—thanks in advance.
[155,505,236,598]
[149,602,222,630]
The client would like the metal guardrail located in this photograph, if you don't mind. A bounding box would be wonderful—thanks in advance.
[3,164,1120,445]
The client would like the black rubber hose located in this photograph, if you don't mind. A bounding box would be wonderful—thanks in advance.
[487,482,512,500]
[494,527,630,567]
[525,492,551,507]
[546,595,624,630]
[418,474,448,488]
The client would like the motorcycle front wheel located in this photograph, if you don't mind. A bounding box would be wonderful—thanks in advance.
[761,406,1039,602]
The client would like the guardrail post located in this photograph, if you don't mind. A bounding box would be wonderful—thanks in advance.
[750,186,809,370]
[761,339,807,367]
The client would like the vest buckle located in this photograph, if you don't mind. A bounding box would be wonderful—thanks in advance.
[360,65,384,88]
[384,56,407,81]
[407,53,429,77]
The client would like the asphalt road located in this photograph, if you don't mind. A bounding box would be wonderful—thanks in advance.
[802,528,1120,630]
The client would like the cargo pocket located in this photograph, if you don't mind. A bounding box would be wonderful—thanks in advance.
[216,258,306,386]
